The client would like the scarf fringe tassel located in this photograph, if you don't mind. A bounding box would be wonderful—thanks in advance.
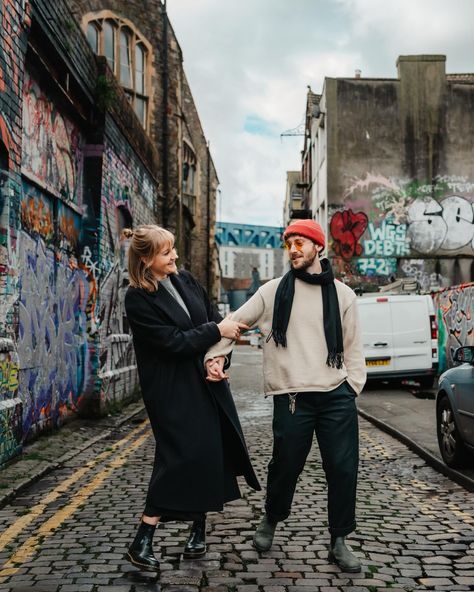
[327,351,344,369]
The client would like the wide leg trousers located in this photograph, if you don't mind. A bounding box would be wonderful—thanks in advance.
[265,381,359,537]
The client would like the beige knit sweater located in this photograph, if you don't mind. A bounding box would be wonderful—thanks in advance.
[205,276,367,396]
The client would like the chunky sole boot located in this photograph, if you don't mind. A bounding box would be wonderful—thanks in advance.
[183,518,207,559]
[328,536,361,573]
[126,521,160,572]
[253,515,277,552]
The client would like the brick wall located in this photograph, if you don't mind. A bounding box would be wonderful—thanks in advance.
[0,0,218,466]
[67,0,220,297]
[0,0,30,465]
[96,115,158,410]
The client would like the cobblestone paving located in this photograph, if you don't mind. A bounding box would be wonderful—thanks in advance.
[0,348,473,591]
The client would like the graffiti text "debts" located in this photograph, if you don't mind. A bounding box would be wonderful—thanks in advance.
[363,221,410,257]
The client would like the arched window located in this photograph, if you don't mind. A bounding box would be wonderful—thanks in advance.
[83,13,151,129]
[134,43,147,125]
[182,143,197,215]
[120,28,132,87]
[103,20,115,72]
[87,22,99,54]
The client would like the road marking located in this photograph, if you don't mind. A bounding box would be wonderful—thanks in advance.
[0,429,150,577]
[0,419,149,553]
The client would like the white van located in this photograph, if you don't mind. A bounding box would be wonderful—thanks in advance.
[356,294,438,387]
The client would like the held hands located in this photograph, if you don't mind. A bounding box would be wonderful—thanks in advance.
[217,315,250,340]
[206,356,227,382]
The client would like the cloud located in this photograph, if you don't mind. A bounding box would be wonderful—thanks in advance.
[167,0,474,227]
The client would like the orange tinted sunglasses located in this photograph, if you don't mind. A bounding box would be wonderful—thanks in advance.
[283,238,307,252]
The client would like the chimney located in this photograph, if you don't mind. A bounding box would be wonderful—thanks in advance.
[354,69,361,79]
[396,55,446,181]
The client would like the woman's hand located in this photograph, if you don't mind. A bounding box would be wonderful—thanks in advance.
[217,315,249,340]
[205,357,227,382]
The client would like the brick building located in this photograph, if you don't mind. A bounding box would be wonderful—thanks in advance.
[299,56,474,291]
[0,0,219,465]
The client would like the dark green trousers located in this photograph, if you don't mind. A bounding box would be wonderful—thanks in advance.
[265,381,359,537]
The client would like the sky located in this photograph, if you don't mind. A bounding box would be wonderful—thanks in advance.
[167,0,474,228]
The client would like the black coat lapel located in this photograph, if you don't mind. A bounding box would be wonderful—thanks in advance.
[149,283,194,329]
[170,273,208,326]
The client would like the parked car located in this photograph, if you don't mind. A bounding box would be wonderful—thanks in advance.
[436,346,474,468]
[356,293,438,387]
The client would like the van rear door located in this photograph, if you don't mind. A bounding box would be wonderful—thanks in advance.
[357,297,394,374]
[389,296,431,372]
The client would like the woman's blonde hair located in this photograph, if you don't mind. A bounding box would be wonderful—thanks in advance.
[123,225,175,291]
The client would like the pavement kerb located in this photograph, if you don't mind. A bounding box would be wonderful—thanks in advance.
[358,407,474,493]
[0,403,146,509]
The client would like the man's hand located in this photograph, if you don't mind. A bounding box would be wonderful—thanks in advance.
[205,356,228,382]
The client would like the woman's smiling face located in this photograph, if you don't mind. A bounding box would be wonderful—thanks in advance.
[148,242,178,279]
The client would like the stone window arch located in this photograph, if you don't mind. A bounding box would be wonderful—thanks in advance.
[83,11,152,129]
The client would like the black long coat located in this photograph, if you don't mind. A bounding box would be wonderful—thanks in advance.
[125,270,260,517]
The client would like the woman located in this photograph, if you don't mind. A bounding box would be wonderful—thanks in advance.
[123,224,260,572]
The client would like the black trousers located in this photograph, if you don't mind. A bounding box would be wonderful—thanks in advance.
[265,381,359,537]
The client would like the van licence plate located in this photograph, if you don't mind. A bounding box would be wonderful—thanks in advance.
[366,358,391,367]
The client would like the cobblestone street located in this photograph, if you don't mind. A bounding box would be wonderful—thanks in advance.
[0,347,473,592]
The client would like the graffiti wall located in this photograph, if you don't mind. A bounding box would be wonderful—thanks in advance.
[97,128,157,407]
[432,283,474,373]
[329,174,474,287]
[18,232,89,435]
[0,338,21,464]
[0,0,29,465]
[22,72,84,205]
[0,2,162,464]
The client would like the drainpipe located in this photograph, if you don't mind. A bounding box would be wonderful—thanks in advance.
[206,141,211,294]
[161,0,169,226]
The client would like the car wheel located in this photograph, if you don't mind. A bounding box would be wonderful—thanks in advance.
[437,395,470,468]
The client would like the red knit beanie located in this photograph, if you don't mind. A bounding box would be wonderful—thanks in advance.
[283,219,325,249]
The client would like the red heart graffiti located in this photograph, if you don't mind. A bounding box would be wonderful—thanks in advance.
[330,209,368,259]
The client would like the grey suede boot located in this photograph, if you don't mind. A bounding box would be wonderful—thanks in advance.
[253,515,277,552]
[328,537,361,572]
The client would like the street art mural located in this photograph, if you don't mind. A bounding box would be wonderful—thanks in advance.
[356,257,397,278]
[401,259,445,293]
[408,195,474,254]
[433,283,474,372]
[17,230,91,437]
[97,141,157,406]
[0,339,21,465]
[330,209,368,258]
[329,174,474,285]
[22,72,84,204]
[20,183,55,243]
[0,397,22,466]
[0,341,19,398]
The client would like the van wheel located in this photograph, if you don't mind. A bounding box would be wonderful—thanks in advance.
[437,396,470,468]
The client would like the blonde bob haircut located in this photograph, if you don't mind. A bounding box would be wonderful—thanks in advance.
[123,224,175,292]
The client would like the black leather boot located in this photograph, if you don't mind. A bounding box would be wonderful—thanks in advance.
[183,517,207,559]
[126,520,160,571]
[328,536,361,573]
[253,514,277,552]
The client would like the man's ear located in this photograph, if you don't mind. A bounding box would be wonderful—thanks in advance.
[316,244,324,254]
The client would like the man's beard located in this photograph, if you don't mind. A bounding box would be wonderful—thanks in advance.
[291,252,317,270]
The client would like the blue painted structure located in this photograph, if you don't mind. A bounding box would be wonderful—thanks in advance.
[216,222,283,248]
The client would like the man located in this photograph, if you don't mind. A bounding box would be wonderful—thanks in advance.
[205,219,366,572]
